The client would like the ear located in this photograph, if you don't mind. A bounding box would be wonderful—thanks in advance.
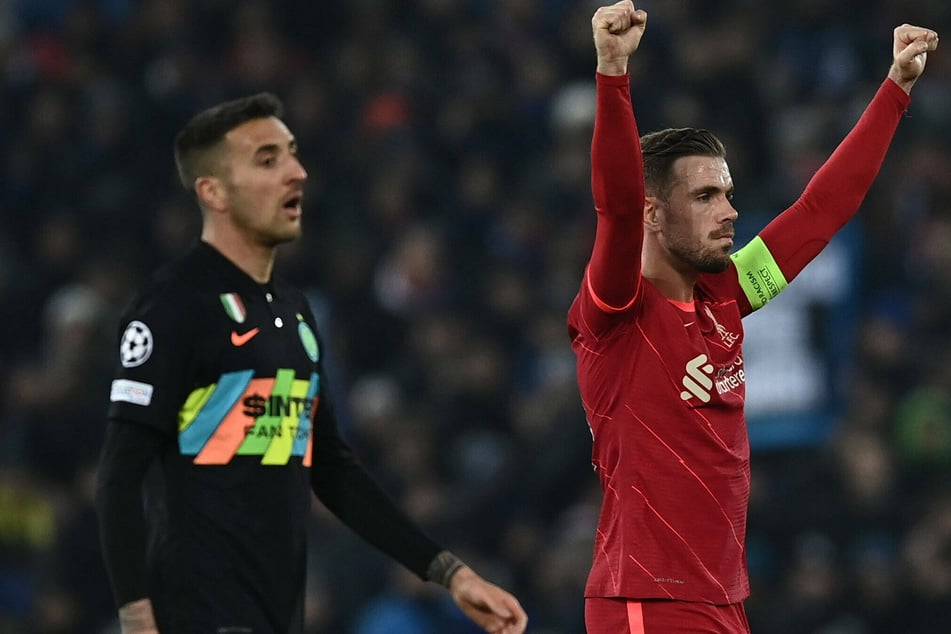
[195,176,227,213]
[644,196,663,233]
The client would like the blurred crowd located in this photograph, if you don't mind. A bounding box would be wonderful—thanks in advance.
[0,0,949,632]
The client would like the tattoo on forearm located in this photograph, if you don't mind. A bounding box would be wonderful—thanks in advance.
[118,602,157,633]
[426,550,466,588]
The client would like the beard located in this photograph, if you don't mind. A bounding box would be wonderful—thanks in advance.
[668,236,733,273]
[264,220,302,246]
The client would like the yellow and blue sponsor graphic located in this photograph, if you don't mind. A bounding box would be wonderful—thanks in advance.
[177,369,319,465]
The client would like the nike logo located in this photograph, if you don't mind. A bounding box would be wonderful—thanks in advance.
[230,328,260,347]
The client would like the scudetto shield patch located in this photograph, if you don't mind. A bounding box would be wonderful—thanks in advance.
[219,292,247,323]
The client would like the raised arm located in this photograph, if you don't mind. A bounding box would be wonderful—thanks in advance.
[751,23,938,294]
[586,2,649,311]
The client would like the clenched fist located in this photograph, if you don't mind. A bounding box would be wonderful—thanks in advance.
[592,1,648,76]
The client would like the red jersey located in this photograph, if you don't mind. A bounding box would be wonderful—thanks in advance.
[569,73,910,604]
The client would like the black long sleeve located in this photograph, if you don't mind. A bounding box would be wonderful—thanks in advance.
[309,391,443,580]
[95,420,165,608]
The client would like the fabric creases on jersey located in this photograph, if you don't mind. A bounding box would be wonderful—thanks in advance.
[178,369,319,465]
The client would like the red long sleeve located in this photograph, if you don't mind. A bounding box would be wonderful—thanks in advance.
[587,72,646,310]
[759,78,911,282]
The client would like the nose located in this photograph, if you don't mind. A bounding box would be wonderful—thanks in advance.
[723,199,738,222]
[289,155,308,182]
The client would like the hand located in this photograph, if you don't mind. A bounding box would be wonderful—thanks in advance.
[118,598,159,634]
[888,24,939,94]
[448,566,528,634]
[592,0,648,76]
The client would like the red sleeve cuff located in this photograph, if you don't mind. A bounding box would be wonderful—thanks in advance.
[881,77,912,109]
[595,72,631,86]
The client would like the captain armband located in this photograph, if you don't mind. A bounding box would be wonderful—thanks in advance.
[730,236,789,311]
[426,550,466,588]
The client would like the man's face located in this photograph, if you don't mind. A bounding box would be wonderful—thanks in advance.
[654,155,737,273]
[218,116,308,246]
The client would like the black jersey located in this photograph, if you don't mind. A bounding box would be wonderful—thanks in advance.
[108,242,323,633]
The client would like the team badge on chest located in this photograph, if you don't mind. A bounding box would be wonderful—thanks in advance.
[296,313,319,362]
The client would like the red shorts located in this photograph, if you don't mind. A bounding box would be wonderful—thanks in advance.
[585,597,750,634]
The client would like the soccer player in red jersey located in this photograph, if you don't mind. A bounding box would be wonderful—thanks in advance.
[568,2,938,632]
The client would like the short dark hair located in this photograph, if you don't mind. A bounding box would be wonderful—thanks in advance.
[640,128,726,199]
[173,92,285,189]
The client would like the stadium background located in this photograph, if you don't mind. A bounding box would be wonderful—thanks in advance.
[0,0,949,632]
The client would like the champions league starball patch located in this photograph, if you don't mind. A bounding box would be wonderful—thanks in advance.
[296,314,319,362]
[120,320,154,368]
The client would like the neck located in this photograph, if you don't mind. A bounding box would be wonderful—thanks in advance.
[202,227,275,284]
[642,242,698,303]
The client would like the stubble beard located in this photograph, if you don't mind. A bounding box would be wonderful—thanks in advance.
[255,207,302,248]
[265,225,301,248]
[670,240,732,274]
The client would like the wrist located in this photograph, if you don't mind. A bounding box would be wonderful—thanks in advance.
[596,59,629,76]
[118,598,158,633]
[426,550,466,588]
[887,65,916,95]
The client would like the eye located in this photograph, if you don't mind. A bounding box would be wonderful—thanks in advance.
[260,155,276,167]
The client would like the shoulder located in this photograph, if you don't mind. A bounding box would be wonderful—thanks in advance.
[271,275,318,320]
[570,275,664,341]
[118,247,217,335]
[271,274,308,302]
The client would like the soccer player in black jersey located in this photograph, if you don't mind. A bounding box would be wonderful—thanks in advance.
[95,93,528,634]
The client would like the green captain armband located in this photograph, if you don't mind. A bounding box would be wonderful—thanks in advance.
[730,236,788,311]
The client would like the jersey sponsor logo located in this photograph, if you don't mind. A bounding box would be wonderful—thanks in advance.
[680,354,746,403]
[120,320,154,367]
[230,327,260,347]
[242,421,311,441]
[680,354,714,403]
[242,393,314,419]
[110,378,154,406]
[714,358,746,396]
[177,369,318,466]
[219,292,247,323]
